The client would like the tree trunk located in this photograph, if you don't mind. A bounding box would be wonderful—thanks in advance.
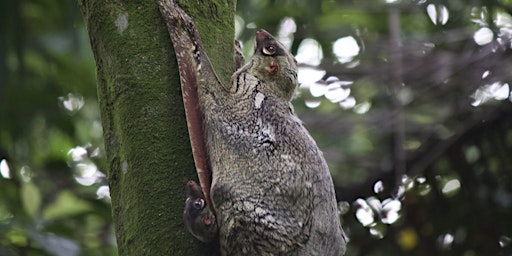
[77,0,235,254]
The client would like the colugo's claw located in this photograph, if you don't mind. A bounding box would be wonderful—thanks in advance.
[183,180,218,243]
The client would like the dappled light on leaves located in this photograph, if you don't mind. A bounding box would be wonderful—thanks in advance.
[441,179,461,196]
[426,4,449,25]
[58,93,85,115]
[298,69,326,109]
[373,180,384,194]
[74,163,102,186]
[482,70,491,79]
[473,27,494,45]
[354,198,375,227]
[369,225,386,239]
[353,102,371,114]
[67,145,106,186]
[325,82,351,103]
[339,97,356,109]
[333,36,360,64]
[296,38,323,66]
[305,99,321,109]
[277,17,297,50]
[415,177,431,196]
[470,7,512,47]
[0,159,10,179]
[500,235,512,248]
[68,146,88,162]
[234,15,244,39]
[96,185,111,201]
[309,81,328,97]
[20,166,33,182]
[297,67,325,85]
[300,75,354,109]
[397,86,413,105]
[75,162,96,178]
[381,199,401,224]
[438,233,455,250]
[464,145,480,163]
[471,82,510,106]
[353,180,404,240]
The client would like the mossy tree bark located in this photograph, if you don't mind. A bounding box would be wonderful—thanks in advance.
[77,0,235,254]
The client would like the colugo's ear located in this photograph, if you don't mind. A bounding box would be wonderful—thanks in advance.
[183,180,218,243]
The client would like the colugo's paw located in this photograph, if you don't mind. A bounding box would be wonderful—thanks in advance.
[183,180,218,243]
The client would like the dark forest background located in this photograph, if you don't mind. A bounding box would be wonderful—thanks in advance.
[1,0,511,255]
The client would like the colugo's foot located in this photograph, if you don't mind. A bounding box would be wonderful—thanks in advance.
[183,180,218,243]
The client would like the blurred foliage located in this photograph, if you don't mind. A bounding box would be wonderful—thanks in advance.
[1,0,511,255]
[237,0,512,255]
[0,0,114,255]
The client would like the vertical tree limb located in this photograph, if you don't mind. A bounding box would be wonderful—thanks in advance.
[388,7,406,195]
[77,0,234,254]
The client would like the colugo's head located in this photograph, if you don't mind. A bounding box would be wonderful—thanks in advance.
[250,29,298,101]
[183,180,218,243]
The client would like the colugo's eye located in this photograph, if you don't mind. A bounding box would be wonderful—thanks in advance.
[193,199,205,209]
[263,44,276,55]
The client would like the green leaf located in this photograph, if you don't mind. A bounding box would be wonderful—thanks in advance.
[21,181,41,219]
[43,190,92,220]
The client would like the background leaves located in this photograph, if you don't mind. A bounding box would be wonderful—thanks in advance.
[1,0,511,255]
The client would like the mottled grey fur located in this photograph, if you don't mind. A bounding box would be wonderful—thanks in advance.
[203,31,346,255]
[159,1,346,254]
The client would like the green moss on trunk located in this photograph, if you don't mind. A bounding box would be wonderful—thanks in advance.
[77,0,235,254]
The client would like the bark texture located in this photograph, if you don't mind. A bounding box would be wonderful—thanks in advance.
[77,0,235,254]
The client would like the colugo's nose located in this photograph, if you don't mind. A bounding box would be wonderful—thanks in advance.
[256,29,273,42]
